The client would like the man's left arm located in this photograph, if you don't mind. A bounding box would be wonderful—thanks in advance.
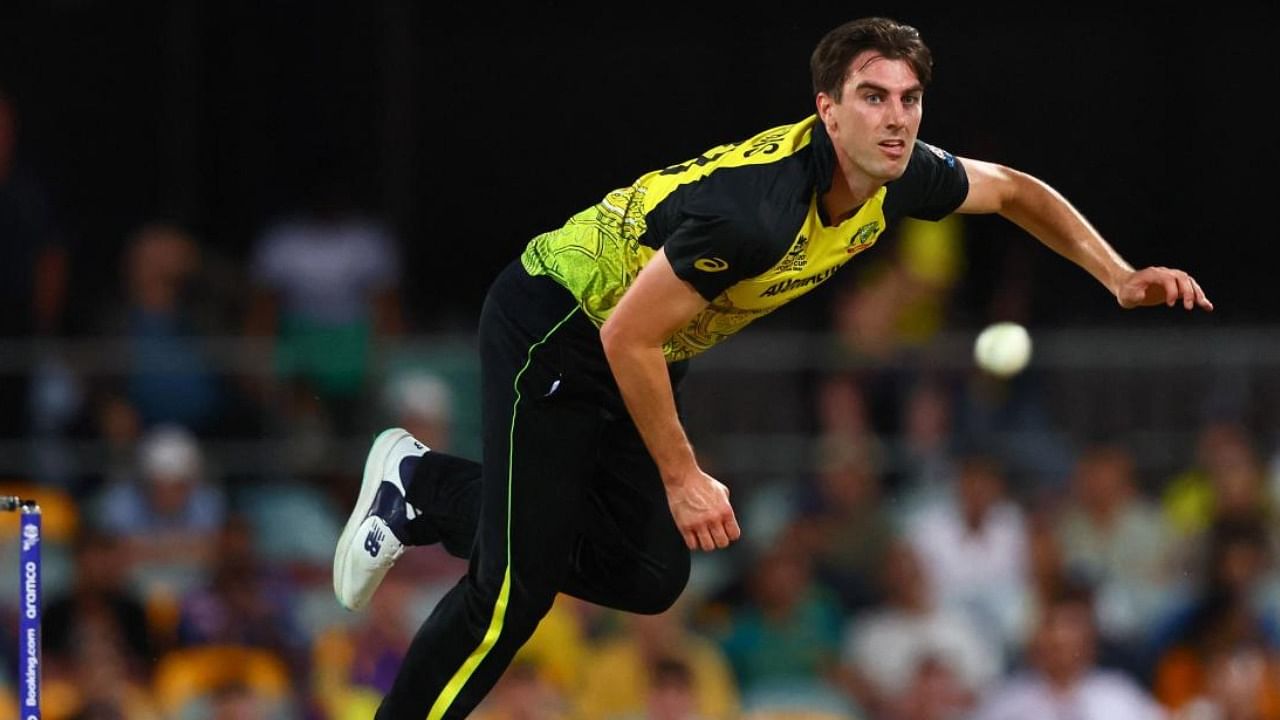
[955,157,1213,311]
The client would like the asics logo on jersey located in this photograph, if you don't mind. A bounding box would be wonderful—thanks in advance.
[694,257,730,272]
[364,526,385,556]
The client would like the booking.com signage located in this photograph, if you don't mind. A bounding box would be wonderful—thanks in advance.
[19,514,40,720]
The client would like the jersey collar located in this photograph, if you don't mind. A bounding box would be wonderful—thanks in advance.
[809,118,842,226]
[810,117,837,200]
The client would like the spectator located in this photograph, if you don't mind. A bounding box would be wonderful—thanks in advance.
[717,538,845,707]
[575,602,738,720]
[43,529,155,681]
[816,373,874,442]
[893,377,959,510]
[953,365,1075,491]
[85,393,143,496]
[1164,422,1268,544]
[906,454,1032,649]
[1056,444,1174,642]
[176,516,305,671]
[974,586,1165,720]
[841,541,1001,717]
[98,223,226,434]
[791,436,895,612]
[1170,646,1280,720]
[1151,518,1280,714]
[94,424,226,592]
[244,173,403,426]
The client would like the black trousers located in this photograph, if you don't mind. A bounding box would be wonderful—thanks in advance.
[378,261,691,719]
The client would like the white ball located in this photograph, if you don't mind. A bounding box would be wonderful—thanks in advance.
[974,322,1032,378]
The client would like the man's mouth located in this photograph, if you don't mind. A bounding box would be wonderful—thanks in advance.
[878,139,907,159]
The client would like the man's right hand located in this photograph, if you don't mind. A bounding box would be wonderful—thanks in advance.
[664,470,741,551]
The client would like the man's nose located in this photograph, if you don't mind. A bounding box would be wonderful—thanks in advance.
[885,99,907,128]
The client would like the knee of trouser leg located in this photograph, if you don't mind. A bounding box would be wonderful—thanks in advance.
[506,593,558,631]
[631,554,690,615]
[463,573,556,626]
[480,579,559,635]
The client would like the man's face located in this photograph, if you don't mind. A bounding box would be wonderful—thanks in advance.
[1034,603,1095,685]
[819,51,923,184]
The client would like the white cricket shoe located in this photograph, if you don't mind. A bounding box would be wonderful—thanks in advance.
[333,428,427,610]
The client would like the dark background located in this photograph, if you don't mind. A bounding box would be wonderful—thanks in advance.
[2,2,1274,333]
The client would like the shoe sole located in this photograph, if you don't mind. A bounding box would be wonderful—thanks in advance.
[333,427,411,610]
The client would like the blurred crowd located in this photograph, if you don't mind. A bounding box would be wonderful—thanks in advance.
[4,89,1280,720]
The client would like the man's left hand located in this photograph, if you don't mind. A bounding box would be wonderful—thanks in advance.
[1116,266,1213,311]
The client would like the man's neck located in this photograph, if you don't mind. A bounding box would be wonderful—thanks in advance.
[823,159,881,224]
[1045,668,1085,695]
[1084,500,1122,529]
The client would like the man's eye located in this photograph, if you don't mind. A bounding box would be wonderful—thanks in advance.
[904,95,921,105]
[865,95,883,104]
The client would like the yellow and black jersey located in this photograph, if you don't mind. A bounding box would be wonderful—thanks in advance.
[520,115,968,361]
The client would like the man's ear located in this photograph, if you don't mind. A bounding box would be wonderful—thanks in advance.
[815,92,839,132]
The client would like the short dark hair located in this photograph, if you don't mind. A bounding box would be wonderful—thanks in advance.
[811,17,933,100]
[651,657,693,689]
[1048,577,1097,615]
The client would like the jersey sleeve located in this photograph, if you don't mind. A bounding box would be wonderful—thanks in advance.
[883,140,970,221]
[662,194,776,301]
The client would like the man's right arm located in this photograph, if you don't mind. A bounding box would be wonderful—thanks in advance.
[599,248,741,551]
[956,157,1211,312]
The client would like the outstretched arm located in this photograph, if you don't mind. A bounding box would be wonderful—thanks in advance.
[600,249,742,552]
[955,157,1213,311]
